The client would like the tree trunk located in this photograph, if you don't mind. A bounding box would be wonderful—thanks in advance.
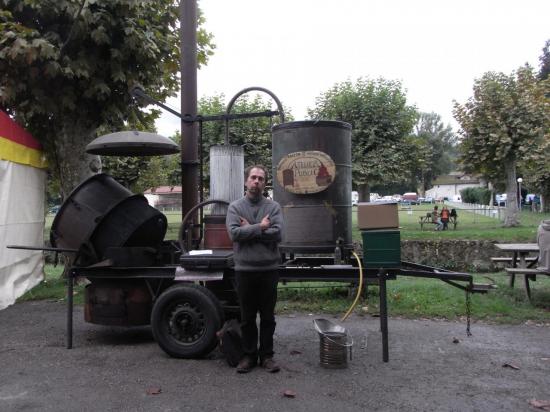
[418,172,426,197]
[357,183,370,203]
[503,160,520,227]
[53,122,101,200]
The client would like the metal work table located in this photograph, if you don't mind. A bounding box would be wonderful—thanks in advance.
[66,259,481,363]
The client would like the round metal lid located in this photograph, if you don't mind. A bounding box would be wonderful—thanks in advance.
[86,131,179,156]
[271,120,352,132]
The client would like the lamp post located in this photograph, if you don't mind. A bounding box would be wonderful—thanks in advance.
[517,177,523,209]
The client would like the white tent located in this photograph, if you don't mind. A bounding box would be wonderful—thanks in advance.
[0,110,47,310]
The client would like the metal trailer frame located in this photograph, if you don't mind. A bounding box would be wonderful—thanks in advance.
[66,259,485,363]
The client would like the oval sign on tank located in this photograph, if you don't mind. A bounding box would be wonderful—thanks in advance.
[276,150,336,194]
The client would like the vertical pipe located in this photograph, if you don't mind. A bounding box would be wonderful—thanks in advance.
[180,0,198,222]
[378,269,389,362]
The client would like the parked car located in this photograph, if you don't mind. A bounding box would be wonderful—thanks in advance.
[402,192,419,205]
[391,194,402,202]
[369,193,380,202]
[494,193,507,206]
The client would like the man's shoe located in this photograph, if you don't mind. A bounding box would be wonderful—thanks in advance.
[236,356,256,373]
[260,357,280,373]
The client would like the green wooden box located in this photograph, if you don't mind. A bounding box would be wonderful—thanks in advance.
[361,229,401,268]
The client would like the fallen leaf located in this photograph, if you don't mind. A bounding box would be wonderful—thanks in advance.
[528,399,550,410]
[502,363,520,370]
[146,387,162,395]
[283,390,297,398]
[290,350,302,355]
[452,337,460,344]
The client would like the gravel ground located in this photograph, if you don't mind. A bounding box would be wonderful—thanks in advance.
[1,300,549,412]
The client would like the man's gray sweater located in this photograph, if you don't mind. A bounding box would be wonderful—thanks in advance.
[226,196,283,272]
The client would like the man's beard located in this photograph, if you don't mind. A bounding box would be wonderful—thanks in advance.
[247,187,262,198]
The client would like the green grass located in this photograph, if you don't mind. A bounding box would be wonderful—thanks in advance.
[18,265,550,324]
[39,206,550,323]
[352,205,549,242]
[17,265,85,305]
[277,274,550,324]
[46,206,549,244]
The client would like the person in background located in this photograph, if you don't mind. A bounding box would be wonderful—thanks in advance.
[432,205,443,231]
[440,206,450,230]
[226,165,283,373]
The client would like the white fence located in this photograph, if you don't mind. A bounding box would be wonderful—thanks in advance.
[447,201,505,221]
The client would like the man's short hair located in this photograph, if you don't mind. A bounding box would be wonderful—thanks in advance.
[245,165,268,181]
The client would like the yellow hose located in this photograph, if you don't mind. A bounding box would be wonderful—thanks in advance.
[341,250,363,322]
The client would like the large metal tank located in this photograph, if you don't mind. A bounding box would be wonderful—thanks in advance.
[272,120,352,253]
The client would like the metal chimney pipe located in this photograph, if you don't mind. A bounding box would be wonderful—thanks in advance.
[180,0,198,223]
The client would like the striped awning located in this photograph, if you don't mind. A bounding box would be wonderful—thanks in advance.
[0,111,47,169]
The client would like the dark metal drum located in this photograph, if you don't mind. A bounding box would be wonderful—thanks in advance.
[272,120,352,253]
[50,173,167,265]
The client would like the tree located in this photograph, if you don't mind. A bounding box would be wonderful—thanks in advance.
[539,39,550,81]
[523,39,550,212]
[0,0,214,198]
[408,112,457,195]
[308,78,418,201]
[453,65,549,226]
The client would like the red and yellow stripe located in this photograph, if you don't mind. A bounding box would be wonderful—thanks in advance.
[0,111,47,169]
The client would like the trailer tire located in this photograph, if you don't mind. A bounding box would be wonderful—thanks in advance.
[151,284,222,358]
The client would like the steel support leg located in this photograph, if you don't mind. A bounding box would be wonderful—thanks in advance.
[379,269,389,362]
[509,252,517,287]
[67,270,73,349]
[525,275,532,301]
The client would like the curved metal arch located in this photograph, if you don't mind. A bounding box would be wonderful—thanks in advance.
[224,86,285,144]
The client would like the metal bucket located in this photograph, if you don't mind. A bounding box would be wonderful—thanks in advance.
[313,318,353,369]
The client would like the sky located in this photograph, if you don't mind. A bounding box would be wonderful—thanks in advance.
[155,0,550,137]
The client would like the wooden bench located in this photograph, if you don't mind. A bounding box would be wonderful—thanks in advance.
[491,257,537,263]
[419,214,457,230]
[504,267,550,301]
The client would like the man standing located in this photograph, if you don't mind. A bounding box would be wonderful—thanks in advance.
[226,165,283,373]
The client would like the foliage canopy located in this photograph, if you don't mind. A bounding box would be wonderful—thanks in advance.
[308,78,418,199]
[453,65,550,224]
[0,0,214,196]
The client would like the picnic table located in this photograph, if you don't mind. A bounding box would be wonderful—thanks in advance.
[492,243,548,301]
[419,213,457,230]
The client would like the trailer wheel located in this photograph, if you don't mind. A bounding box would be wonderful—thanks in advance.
[151,284,222,358]
[199,283,225,326]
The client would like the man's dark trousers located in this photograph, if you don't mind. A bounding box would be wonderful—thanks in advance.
[235,270,279,361]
